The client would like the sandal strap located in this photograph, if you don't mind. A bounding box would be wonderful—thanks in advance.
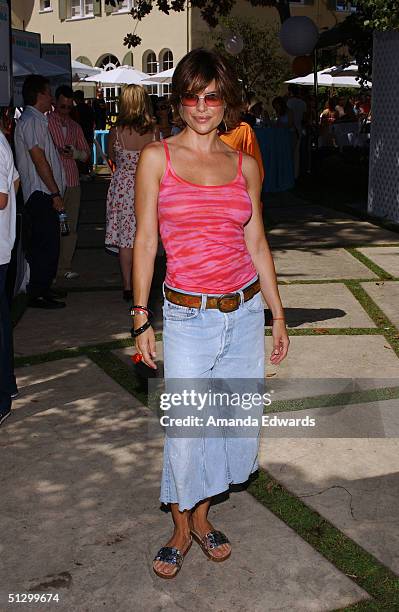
[203,530,230,550]
[153,546,184,569]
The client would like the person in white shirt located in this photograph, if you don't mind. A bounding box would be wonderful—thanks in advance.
[0,130,19,425]
[286,85,307,179]
[14,75,66,309]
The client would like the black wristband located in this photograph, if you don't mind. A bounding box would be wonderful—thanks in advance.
[131,320,151,338]
[49,192,61,199]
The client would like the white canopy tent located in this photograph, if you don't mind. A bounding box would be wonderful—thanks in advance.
[72,60,103,81]
[142,67,175,84]
[13,47,70,78]
[84,65,152,86]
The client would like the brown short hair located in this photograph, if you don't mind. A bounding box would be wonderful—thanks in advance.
[170,48,243,130]
[22,75,50,106]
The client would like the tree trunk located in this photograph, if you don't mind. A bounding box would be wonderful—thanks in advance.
[276,0,291,23]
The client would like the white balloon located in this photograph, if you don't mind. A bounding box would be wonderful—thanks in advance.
[224,34,244,56]
[279,16,319,57]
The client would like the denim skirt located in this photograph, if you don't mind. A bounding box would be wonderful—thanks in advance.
[159,276,265,511]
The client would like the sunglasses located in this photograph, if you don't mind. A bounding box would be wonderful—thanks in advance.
[180,92,224,107]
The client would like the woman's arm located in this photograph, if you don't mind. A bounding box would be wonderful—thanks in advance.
[132,142,164,369]
[107,127,117,163]
[242,154,289,364]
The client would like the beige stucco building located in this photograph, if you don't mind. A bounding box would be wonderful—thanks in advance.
[11,0,354,81]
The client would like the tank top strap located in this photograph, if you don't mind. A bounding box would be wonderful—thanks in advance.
[162,138,171,163]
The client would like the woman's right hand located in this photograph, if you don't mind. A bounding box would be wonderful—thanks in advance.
[134,313,157,369]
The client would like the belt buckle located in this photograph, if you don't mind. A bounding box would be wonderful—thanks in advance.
[216,293,240,313]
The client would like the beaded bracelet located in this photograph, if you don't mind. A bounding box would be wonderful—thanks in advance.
[130,305,154,319]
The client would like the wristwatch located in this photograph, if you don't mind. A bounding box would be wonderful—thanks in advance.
[49,191,61,199]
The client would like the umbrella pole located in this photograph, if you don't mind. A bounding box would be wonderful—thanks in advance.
[313,48,319,152]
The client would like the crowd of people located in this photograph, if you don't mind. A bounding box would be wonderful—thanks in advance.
[2,48,378,584]
[0,65,372,433]
[0,75,94,425]
[319,93,371,148]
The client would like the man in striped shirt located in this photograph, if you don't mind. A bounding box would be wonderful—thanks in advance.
[48,86,91,280]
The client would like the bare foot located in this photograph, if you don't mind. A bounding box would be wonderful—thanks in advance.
[153,529,192,577]
[190,515,231,559]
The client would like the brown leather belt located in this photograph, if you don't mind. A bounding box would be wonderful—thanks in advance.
[164,279,260,313]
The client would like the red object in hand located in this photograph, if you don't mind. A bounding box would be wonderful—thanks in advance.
[131,353,143,364]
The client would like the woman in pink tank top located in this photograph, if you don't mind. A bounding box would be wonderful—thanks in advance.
[132,49,289,579]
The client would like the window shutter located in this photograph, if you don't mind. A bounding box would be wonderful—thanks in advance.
[94,0,101,16]
[59,0,67,20]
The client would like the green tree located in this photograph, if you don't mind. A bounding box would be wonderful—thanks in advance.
[360,0,399,30]
[209,17,290,102]
[104,0,291,48]
[318,1,399,82]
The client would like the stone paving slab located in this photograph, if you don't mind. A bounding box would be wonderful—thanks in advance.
[269,220,399,249]
[78,202,106,225]
[115,336,399,404]
[272,248,378,281]
[266,203,354,220]
[14,291,131,357]
[357,246,399,277]
[58,248,121,288]
[260,399,399,438]
[0,358,368,611]
[265,335,399,400]
[361,281,399,328]
[76,223,106,249]
[277,283,376,328]
[258,435,399,574]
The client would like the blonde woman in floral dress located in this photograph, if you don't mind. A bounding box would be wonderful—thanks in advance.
[106,85,159,301]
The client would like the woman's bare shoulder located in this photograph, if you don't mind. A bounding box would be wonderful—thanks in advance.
[137,141,166,179]
[139,140,165,160]
[241,152,261,181]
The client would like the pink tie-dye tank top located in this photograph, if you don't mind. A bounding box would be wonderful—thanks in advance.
[158,139,257,294]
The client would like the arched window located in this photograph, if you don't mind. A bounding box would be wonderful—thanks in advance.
[122,51,134,67]
[161,49,173,71]
[76,56,92,66]
[160,49,173,95]
[143,50,158,95]
[97,54,120,71]
[96,55,121,114]
[144,51,157,75]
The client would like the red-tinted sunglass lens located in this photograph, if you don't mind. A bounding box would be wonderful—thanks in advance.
[204,94,223,107]
[181,93,224,107]
[181,94,198,107]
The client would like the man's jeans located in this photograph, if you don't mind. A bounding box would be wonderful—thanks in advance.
[0,263,15,411]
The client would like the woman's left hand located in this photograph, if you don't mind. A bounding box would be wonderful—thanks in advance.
[270,320,290,365]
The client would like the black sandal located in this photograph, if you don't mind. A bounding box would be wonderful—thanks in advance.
[152,537,192,579]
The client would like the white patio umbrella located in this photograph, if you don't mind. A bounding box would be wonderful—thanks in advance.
[286,64,371,89]
[141,67,175,84]
[84,65,151,85]
[72,60,103,80]
[13,47,70,78]
[326,62,359,78]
